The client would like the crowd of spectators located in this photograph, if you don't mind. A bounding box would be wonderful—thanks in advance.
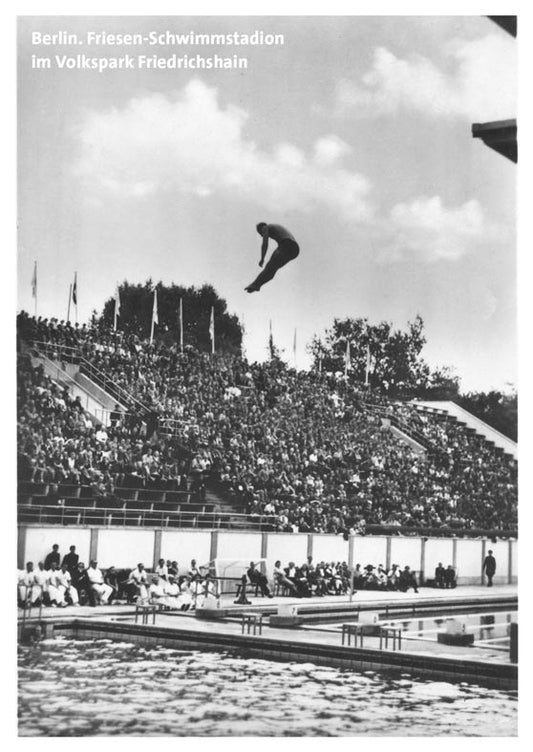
[17,352,191,501]
[17,545,218,610]
[17,312,518,534]
[18,543,430,610]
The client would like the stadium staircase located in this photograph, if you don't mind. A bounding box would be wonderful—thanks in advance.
[364,402,428,456]
[412,401,517,461]
[26,340,151,426]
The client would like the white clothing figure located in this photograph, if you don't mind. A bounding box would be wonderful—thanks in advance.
[87,561,113,604]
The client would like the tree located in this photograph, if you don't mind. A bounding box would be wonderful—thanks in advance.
[99,281,243,354]
[308,315,437,396]
[458,388,517,441]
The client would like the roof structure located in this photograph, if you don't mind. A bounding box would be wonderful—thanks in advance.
[472,119,517,163]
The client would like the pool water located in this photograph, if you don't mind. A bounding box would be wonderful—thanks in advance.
[18,638,517,736]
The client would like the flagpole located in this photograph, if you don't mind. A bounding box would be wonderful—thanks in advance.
[150,289,158,344]
[67,284,72,323]
[74,272,78,325]
[179,297,183,352]
[210,306,215,355]
[32,261,37,317]
[293,328,297,370]
[114,284,120,331]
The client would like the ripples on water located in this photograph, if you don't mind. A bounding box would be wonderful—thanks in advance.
[18,638,517,737]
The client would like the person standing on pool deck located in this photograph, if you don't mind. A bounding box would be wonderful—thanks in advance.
[483,549,496,587]
[245,222,300,292]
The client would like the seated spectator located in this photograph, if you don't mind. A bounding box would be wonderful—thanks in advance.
[273,560,298,595]
[363,565,378,589]
[314,562,331,595]
[285,562,311,598]
[435,563,446,588]
[71,562,92,605]
[54,563,79,606]
[18,562,41,607]
[352,564,365,588]
[398,565,419,593]
[444,564,457,589]
[126,563,148,603]
[33,562,49,605]
[86,560,113,605]
[104,566,121,604]
[173,575,193,610]
[168,561,179,578]
[188,559,200,579]
[148,575,169,606]
[46,562,64,607]
[387,564,401,590]
[159,574,181,609]
[247,561,273,598]
[375,565,388,590]
[155,558,168,581]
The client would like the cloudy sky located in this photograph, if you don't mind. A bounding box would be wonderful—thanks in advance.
[17,15,517,391]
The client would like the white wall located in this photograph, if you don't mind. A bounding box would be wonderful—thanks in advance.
[352,537,388,568]
[24,528,91,567]
[390,537,422,571]
[97,529,155,569]
[216,532,262,563]
[265,533,308,577]
[312,535,349,565]
[511,541,518,583]
[424,538,455,578]
[161,531,211,570]
[455,539,483,582]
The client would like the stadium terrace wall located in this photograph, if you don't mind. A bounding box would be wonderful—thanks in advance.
[18,526,517,587]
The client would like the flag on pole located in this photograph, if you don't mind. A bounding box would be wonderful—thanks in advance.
[344,339,351,379]
[31,261,37,315]
[72,272,78,306]
[31,261,37,298]
[114,284,121,331]
[268,319,274,358]
[179,297,184,352]
[209,306,215,354]
[365,343,371,386]
[150,288,158,343]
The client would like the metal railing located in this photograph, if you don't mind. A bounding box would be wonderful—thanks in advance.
[17,504,279,531]
[29,339,152,420]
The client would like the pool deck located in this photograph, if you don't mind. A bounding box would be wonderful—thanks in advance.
[19,585,518,690]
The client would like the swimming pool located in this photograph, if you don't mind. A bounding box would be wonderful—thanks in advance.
[18,638,517,736]
[381,611,517,649]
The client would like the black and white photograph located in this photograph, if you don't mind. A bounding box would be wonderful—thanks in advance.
[13,4,520,738]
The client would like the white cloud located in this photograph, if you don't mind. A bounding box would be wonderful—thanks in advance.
[335,34,516,121]
[74,79,372,221]
[378,196,489,262]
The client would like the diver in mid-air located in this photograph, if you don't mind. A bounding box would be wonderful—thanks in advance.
[245,222,300,293]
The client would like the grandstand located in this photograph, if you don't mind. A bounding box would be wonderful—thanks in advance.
[17,311,517,539]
